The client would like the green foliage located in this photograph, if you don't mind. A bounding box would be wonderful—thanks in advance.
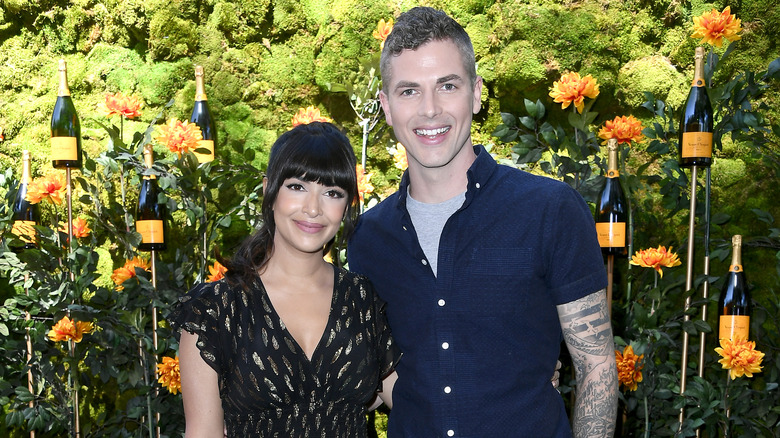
[1,1,780,436]
[617,56,688,109]
[493,46,780,436]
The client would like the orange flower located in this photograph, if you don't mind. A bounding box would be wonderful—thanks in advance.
[47,316,95,343]
[392,143,408,171]
[0,126,4,142]
[615,345,644,391]
[58,217,92,239]
[715,337,764,379]
[155,118,203,156]
[111,257,151,290]
[105,92,143,119]
[598,115,644,145]
[373,18,393,51]
[691,6,742,48]
[630,245,681,278]
[356,164,374,202]
[26,173,67,205]
[206,261,227,283]
[157,356,182,394]
[291,106,332,128]
[549,72,600,114]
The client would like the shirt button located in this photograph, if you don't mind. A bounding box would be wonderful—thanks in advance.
[476,183,481,189]
[447,430,455,437]
[438,299,446,307]
[421,259,428,265]
[442,342,449,350]
[444,386,451,394]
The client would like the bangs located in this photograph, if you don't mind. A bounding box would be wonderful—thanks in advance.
[275,133,356,194]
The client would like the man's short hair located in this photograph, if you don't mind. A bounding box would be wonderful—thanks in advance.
[380,7,477,91]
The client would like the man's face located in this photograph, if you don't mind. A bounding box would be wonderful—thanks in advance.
[380,39,482,174]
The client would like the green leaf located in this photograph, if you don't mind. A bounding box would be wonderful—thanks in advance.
[524,99,538,118]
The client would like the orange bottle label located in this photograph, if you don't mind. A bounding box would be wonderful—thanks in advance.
[194,139,214,163]
[719,315,750,341]
[596,222,626,248]
[137,220,164,244]
[681,132,712,158]
[51,137,78,161]
[606,169,620,178]
[12,220,37,244]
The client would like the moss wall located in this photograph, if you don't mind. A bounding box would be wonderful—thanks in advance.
[1,0,779,262]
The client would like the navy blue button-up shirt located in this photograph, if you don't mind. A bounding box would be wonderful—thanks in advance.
[348,145,607,437]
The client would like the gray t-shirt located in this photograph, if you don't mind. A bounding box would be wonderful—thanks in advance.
[406,190,466,277]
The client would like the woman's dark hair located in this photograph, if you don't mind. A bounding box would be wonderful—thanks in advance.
[222,122,358,289]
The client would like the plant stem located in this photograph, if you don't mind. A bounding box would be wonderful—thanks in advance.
[643,395,649,438]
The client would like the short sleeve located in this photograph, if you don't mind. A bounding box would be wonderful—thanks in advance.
[169,281,225,375]
[544,185,608,304]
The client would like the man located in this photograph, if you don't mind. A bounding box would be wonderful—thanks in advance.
[348,6,617,438]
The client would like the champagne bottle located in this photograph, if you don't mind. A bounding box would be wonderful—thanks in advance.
[190,65,216,163]
[718,235,751,341]
[136,145,167,251]
[678,46,713,167]
[11,150,40,251]
[51,59,83,169]
[595,139,629,257]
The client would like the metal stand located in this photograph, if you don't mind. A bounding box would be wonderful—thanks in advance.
[679,165,698,428]
[606,254,614,316]
[64,168,80,438]
[25,273,36,438]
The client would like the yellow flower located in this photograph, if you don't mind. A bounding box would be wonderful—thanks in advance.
[111,257,151,290]
[715,337,764,379]
[48,316,95,343]
[629,245,681,278]
[549,72,600,114]
[206,261,227,283]
[58,217,92,239]
[392,143,408,171]
[26,173,67,205]
[598,115,644,145]
[691,6,742,48]
[373,18,393,51]
[157,356,182,394]
[105,92,143,119]
[291,106,332,128]
[356,164,374,202]
[615,345,644,391]
[155,118,203,156]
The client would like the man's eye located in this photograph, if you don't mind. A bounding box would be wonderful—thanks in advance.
[442,83,456,91]
[400,89,416,96]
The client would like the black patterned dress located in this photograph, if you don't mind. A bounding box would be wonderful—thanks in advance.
[170,265,401,437]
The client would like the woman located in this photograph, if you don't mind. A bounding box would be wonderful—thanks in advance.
[171,122,400,437]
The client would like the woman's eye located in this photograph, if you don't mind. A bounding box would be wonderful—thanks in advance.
[325,190,346,199]
[286,183,304,191]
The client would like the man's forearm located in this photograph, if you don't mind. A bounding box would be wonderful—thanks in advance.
[558,289,618,438]
[571,356,617,437]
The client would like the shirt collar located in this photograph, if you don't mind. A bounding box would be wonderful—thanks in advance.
[396,144,497,212]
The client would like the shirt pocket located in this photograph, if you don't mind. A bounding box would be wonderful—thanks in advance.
[460,247,539,315]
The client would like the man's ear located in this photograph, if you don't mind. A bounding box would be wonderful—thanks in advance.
[379,90,393,126]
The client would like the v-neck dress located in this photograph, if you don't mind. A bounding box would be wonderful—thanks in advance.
[170,265,401,437]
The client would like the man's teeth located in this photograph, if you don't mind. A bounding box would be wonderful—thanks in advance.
[415,127,450,137]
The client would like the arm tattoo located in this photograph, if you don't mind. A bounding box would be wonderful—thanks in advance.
[558,289,618,438]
